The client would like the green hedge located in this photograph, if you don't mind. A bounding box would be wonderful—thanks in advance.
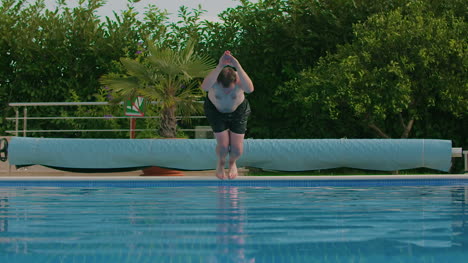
[1,0,466,172]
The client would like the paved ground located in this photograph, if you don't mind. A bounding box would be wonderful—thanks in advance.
[1,153,466,180]
[0,159,249,178]
[1,161,466,181]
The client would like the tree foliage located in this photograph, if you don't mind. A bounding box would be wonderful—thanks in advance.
[279,1,467,141]
[0,0,466,160]
[197,0,420,137]
[100,39,216,138]
[0,0,169,135]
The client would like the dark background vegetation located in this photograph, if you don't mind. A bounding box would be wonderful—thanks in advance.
[0,0,466,172]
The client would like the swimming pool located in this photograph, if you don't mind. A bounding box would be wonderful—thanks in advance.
[0,179,467,263]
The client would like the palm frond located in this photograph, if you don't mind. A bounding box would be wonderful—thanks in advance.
[182,55,217,78]
[120,58,153,82]
[180,39,196,64]
[99,75,140,101]
[139,84,166,101]
[150,59,181,77]
[147,44,180,76]
[175,92,204,124]
[139,83,179,110]
[175,81,204,117]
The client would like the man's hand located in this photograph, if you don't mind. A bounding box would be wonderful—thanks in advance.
[219,50,240,69]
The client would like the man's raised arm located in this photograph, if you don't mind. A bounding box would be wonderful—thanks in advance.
[201,65,223,91]
[228,54,254,93]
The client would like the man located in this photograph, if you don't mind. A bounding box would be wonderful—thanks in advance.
[201,51,254,180]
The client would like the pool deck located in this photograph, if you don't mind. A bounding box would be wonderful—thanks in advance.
[0,175,467,182]
[1,162,466,181]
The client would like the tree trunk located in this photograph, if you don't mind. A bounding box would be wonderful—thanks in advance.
[368,123,391,138]
[159,106,177,138]
[400,117,414,139]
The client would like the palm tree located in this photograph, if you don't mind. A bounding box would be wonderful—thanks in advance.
[100,39,216,138]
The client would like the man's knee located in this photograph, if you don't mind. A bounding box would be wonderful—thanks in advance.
[217,144,230,155]
[229,145,243,158]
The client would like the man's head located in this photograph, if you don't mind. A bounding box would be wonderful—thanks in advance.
[217,66,237,88]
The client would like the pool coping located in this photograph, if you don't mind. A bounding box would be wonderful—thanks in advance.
[0,174,467,181]
[1,162,467,181]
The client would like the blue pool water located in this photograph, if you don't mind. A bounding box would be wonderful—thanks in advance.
[0,180,467,263]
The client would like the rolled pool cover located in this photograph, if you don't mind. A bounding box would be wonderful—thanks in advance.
[8,137,452,172]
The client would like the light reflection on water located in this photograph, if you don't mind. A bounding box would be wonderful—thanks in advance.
[0,185,467,262]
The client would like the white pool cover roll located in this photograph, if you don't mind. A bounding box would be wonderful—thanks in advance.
[8,137,452,172]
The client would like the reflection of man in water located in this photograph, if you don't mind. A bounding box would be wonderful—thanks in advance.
[213,186,255,263]
[0,197,8,232]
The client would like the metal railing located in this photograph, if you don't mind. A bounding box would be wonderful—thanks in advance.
[5,102,212,138]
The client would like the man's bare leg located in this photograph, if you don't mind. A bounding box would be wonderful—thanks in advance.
[227,132,245,179]
[214,131,230,180]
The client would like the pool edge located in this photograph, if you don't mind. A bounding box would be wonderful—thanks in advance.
[0,174,467,181]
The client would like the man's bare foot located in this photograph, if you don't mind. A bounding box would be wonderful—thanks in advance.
[216,160,226,180]
[228,162,238,180]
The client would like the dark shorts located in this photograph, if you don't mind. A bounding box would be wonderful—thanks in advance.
[204,98,251,134]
